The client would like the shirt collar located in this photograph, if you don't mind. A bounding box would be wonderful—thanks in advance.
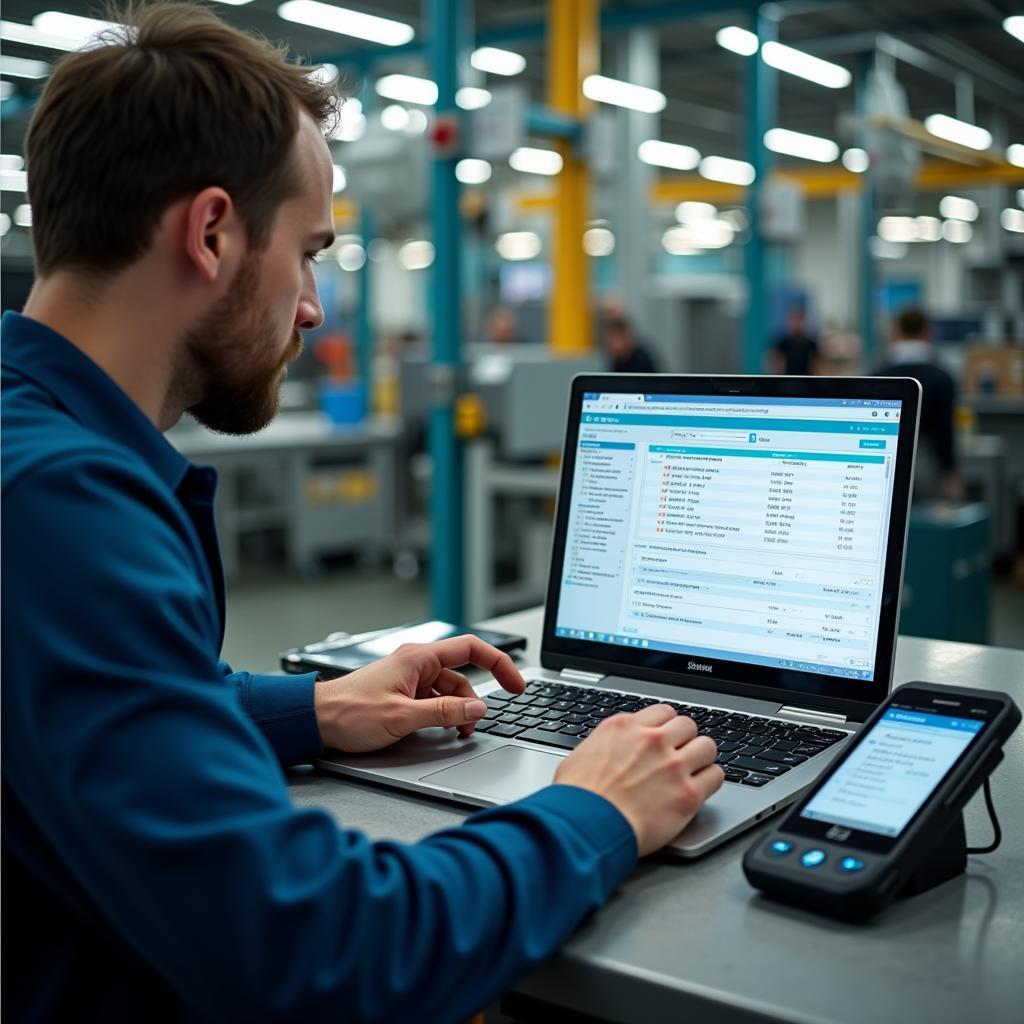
[888,340,933,364]
[1,310,191,492]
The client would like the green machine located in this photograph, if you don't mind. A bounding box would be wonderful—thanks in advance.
[899,503,991,644]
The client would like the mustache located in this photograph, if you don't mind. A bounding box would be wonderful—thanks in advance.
[282,332,303,366]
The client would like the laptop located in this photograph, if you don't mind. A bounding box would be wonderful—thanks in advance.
[317,374,921,857]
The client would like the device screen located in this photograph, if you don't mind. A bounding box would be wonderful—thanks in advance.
[799,698,991,841]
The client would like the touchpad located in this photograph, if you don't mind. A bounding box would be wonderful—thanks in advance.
[420,745,564,803]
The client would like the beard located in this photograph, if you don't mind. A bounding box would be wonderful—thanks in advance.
[184,252,303,435]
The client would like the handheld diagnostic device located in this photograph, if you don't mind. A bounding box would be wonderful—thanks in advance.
[743,681,1020,919]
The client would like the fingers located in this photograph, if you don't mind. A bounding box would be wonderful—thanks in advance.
[690,762,726,802]
[632,703,678,727]
[431,669,476,701]
[404,636,526,694]
[402,694,488,734]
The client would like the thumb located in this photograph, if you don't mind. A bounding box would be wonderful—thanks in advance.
[406,695,488,731]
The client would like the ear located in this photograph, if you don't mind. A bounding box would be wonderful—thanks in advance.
[182,187,244,284]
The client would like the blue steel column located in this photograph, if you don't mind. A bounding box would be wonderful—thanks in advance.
[742,4,776,375]
[857,53,877,363]
[356,82,375,391]
[429,0,465,622]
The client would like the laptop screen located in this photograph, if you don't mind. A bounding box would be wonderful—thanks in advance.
[543,377,921,717]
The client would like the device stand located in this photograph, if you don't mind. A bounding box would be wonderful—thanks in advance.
[898,812,967,899]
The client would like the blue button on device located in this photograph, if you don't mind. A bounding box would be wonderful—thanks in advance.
[801,849,827,868]
[768,840,793,856]
[840,856,865,873]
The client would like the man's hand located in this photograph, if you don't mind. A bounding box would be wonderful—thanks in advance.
[313,636,526,753]
[554,705,723,856]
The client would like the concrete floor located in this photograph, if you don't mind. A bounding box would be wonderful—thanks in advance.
[222,560,1024,675]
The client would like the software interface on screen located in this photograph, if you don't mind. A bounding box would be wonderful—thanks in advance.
[800,708,983,836]
[555,392,904,681]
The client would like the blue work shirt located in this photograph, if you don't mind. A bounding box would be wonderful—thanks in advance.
[1,311,637,1023]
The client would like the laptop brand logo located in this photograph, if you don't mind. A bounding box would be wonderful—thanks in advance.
[687,661,713,674]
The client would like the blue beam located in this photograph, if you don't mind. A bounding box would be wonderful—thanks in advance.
[527,106,583,143]
[743,3,777,376]
[428,0,465,623]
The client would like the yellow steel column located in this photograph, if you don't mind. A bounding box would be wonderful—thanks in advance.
[547,0,597,353]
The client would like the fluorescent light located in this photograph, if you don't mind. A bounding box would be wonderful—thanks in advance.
[582,74,666,113]
[938,195,978,222]
[456,158,491,185]
[870,236,907,260]
[509,147,562,176]
[663,220,734,254]
[583,227,615,257]
[398,240,435,270]
[380,104,409,131]
[1,19,84,51]
[1001,208,1024,233]
[878,215,941,243]
[699,155,755,186]
[765,127,838,163]
[32,11,115,39]
[0,82,12,100]
[307,63,338,87]
[495,231,542,260]
[336,243,366,271]
[1007,144,1024,168]
[0,153,24,171]
[842,147,869,173]
[456,86,491,110]
[914,216,941,242]
[375,74,437,106]
[637,139,700,171]
[716,26,758,56]
[762,41,851,89]
[332,165,346,193]
[942,220,972,244]
[1004,15,1024,44]
[277,2,413,45]
[211,0,254,5]
[0,212,10,236]
[675,201,716,224]
[405,108,428,134]
[0,55,50,78]
[471,46,525,76]
[1,169,27,191]
[1018,189,1024,208]
[13,203,32,227]
[924,114,992,151]
[330,98,366,142]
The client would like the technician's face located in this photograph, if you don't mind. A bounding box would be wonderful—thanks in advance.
[187,114,334,435]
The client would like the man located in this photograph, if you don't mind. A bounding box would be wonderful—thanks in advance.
[605,313,658,374]
[770,305,821,376]
[1,6,722,1022]
[872,307,961,501]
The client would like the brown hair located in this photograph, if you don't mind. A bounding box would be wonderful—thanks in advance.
[25,2,336,277]
[896,307,929,339]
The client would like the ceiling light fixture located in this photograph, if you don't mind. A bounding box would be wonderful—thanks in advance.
[277,1,413,45]
[1001,208,1024,233]
[582,74,666,113]
[509,147,562,176]
[1007,144,1024,168]
[496,231,542,260]
[0,54,50,78]
[455,158,492,185]
[455,86,491,110]
[716,26,758,56]
[765,127,839,163]
[470,46,525,76]
[1004,15,1024,44]
[637,139,700,171]
[699,155,755,186]
[924,114,992,151]
[938,195,979,222]
[842,147,869,173]
[761,41,851,89]
[375,74,438,106]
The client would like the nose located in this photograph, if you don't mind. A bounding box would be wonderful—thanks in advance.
[295,267,324,332]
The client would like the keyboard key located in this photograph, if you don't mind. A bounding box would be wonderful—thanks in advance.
[770,739,799,752]
[723,770,748,783]
[560,724,588,736]
[530,697,555,708]
[542,709,566,721]
[730,756,791,776]
[741,773,774,787]
[821,729,848,740]
[517,715,543,728]
[734,745,767,758]
[538,720,563,732]
[563,713,589,725]
[757,749,808,766]
[490,723,526,738]
[794,745,824,757]
[717,740,741,753]
[715,751,737,765]
[518,728,584,750]
[552,701,576,712]
[473,720,497,733]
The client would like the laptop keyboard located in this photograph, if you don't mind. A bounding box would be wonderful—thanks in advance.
[475,681,849,787]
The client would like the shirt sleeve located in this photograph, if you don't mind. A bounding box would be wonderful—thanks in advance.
[2,450,638,1024]
[220,663,324,766]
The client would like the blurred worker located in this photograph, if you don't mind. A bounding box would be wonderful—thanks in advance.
[2,5,722,1022]
[485,305,523,345]
[605,313,659,373]
[770,305,822,376]
[873,307,962,501]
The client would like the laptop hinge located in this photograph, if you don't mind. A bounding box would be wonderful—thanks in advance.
[779,705,848,725]
[559,668,606,685]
